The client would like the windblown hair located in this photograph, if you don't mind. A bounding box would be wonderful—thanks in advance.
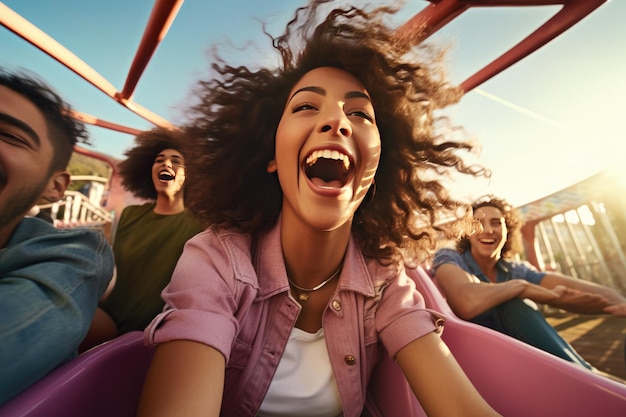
[183,0,487,265]
[0,67,89,173]
[457,195,523,259]
[118,127,189,201]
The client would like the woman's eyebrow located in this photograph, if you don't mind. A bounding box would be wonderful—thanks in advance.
[288,86,371,104]
[287,86,325,104]
[345,91,371,101]
[155,153,183,161]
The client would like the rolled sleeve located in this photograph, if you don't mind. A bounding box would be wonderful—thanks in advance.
[144,230,250,362]
[375,268,445,358]
[146,308,238,361]
[431,248,463,272]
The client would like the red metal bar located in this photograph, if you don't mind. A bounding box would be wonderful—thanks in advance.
[119,0,185,100]
[67,110,143,136]
[0,2,118,98]
[1,0,609,133]
[394,0,607,93]
[0,2,177,130]
[460,0,608,92]
[395,0,470,43]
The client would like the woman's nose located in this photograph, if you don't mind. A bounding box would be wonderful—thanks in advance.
[319,111,352,137]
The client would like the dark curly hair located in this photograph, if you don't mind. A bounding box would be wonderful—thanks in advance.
[118,127,190,201]
[0,67,90,173]
[182,0,487,265]
[457,195,523,259]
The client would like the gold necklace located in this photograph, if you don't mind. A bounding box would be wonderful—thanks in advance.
[288,264,342,304]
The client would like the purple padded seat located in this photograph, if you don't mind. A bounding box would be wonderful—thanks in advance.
[402,267,626,417]
[0,331,153,417]
[2,269,626,417]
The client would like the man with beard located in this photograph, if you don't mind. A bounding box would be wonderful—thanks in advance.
[0,68,114,405]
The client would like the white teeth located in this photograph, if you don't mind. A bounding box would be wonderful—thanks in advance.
[306,149,350,170]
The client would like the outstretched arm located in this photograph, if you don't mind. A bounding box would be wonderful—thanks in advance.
[396,332,502,417]
[137,340,225,417]
[541,273,626,316]
[434,263,560,320]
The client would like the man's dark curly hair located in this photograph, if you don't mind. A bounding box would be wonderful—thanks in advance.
[457,195,523,259]
[182,0,487,265]
[118,127,190,201]
[0,67,89,173]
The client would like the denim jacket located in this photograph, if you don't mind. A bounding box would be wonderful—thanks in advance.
[0,218,114,404]
[146,221,444,417]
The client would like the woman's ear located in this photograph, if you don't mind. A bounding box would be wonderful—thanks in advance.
[267,159,277,173]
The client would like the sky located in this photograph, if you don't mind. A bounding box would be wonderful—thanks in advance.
[1,0,625,207]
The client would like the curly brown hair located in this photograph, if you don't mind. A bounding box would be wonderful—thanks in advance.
[182,0,487,265]
[457,195,523,259]
[118,127,190,201]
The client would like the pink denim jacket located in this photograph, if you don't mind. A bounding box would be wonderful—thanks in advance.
[145,221,444,417]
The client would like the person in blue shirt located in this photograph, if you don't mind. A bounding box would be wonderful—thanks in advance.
[0,68,114,405]
[432,195,626,369]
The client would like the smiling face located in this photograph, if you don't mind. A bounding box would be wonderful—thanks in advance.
[151,148,186,198]
[469,205,508,261]
[268,67,381,232]
[0,85,55,233]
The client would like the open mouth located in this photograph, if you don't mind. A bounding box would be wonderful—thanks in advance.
[304,149,351,188]
[158,170,175,181]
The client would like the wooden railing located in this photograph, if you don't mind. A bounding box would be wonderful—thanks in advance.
[32,175,114,239]
[49,191,112,228]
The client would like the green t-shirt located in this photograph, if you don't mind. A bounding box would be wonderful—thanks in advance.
[100,203,203,333]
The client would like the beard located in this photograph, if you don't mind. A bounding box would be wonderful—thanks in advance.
[0,180,49,229]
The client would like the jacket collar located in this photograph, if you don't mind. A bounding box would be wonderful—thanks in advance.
[254,220,380,300]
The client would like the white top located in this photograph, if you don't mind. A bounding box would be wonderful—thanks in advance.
[257,327,343,417]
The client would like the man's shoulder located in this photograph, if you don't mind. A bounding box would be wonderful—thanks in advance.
[120,202,154,218]
[115,203,155,230]
[433,247,462,261]
[502,258,540,274]
[8,217,59,242]
[431,247,465,271]
[9,217,109,252]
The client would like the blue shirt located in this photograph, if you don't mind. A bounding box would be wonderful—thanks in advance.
[432,248,545,329]
[0,218,114,405]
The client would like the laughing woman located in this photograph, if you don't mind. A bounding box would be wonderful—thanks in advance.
[137,1,500,416]
[81,127,203,351]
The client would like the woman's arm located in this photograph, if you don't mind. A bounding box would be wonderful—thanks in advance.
[434,263,559,319]
[137,340,225,417]
[396,332,502,417]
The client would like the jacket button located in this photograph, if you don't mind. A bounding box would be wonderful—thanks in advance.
[344,355,356,365]
[332,299,341,311]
